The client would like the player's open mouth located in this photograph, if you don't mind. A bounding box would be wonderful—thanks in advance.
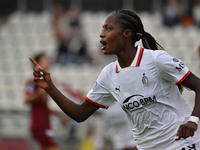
[100,40,107,50]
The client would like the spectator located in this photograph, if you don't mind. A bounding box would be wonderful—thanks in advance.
[53,4,90,65]
[180,15,194,27]
[193,0,200,27]
[52,4,70,65]
[162,0,183,27]
[79,125,97,150]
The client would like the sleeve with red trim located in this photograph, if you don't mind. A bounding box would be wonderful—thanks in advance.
[156,51,190,85]
[86,67,115,109]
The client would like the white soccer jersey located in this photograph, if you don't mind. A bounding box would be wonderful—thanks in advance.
[86,46,200,150]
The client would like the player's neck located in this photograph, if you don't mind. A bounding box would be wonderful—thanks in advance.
[117,47,137,68]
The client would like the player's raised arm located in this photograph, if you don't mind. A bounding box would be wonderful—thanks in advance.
[28,57,99,122]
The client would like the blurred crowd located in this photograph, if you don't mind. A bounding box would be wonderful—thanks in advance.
[51,0,200,66]
[52,4,91,66]
[162,0,200,28]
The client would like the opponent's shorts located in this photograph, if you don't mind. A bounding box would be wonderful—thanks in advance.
[181,142,200,150]
[31,128,57,148]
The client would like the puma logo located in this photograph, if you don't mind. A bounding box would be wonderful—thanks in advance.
[115,86,120,92]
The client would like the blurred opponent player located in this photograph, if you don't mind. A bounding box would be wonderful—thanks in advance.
[24,52,67,150]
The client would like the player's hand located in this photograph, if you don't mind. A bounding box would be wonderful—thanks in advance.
[175,121,198,140]
[29,56,52,90]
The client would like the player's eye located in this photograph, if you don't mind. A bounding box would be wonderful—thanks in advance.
[101,25,112,32]
[106,26,111,31]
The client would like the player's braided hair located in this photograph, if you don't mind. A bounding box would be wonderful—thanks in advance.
[112,10,165,51]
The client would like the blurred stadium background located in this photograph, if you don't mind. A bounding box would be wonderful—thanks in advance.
[0,0,200,149]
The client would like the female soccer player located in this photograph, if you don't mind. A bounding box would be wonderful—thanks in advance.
[24,53,67,150]
[29,10,200,150]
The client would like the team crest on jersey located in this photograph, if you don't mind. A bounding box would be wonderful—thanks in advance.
[142,73,149,86]
[172,58,179,62]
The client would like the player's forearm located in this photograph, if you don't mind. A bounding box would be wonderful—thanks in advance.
[24,96,36,104]
[24,92,43,104]
[182,73,200,119]
[191,87,200,119]
[45,83,87,122]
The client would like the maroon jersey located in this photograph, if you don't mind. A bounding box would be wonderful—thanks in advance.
[25,79,50,131]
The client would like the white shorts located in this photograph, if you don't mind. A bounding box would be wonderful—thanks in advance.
[181,142,200,150]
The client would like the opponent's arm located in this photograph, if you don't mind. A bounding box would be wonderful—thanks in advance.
[24,87,46,104]
[176,72,200,140]
[29,56,100,122]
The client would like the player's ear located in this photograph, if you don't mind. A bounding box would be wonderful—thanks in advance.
[123,29,132,39]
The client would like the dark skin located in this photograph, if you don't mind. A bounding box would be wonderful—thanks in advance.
[29,14,200,144]
[100,14,137,68]
[176,73,200,140]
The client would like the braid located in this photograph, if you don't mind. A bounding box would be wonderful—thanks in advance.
[112,10,166,51]
[136,32,157,50]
